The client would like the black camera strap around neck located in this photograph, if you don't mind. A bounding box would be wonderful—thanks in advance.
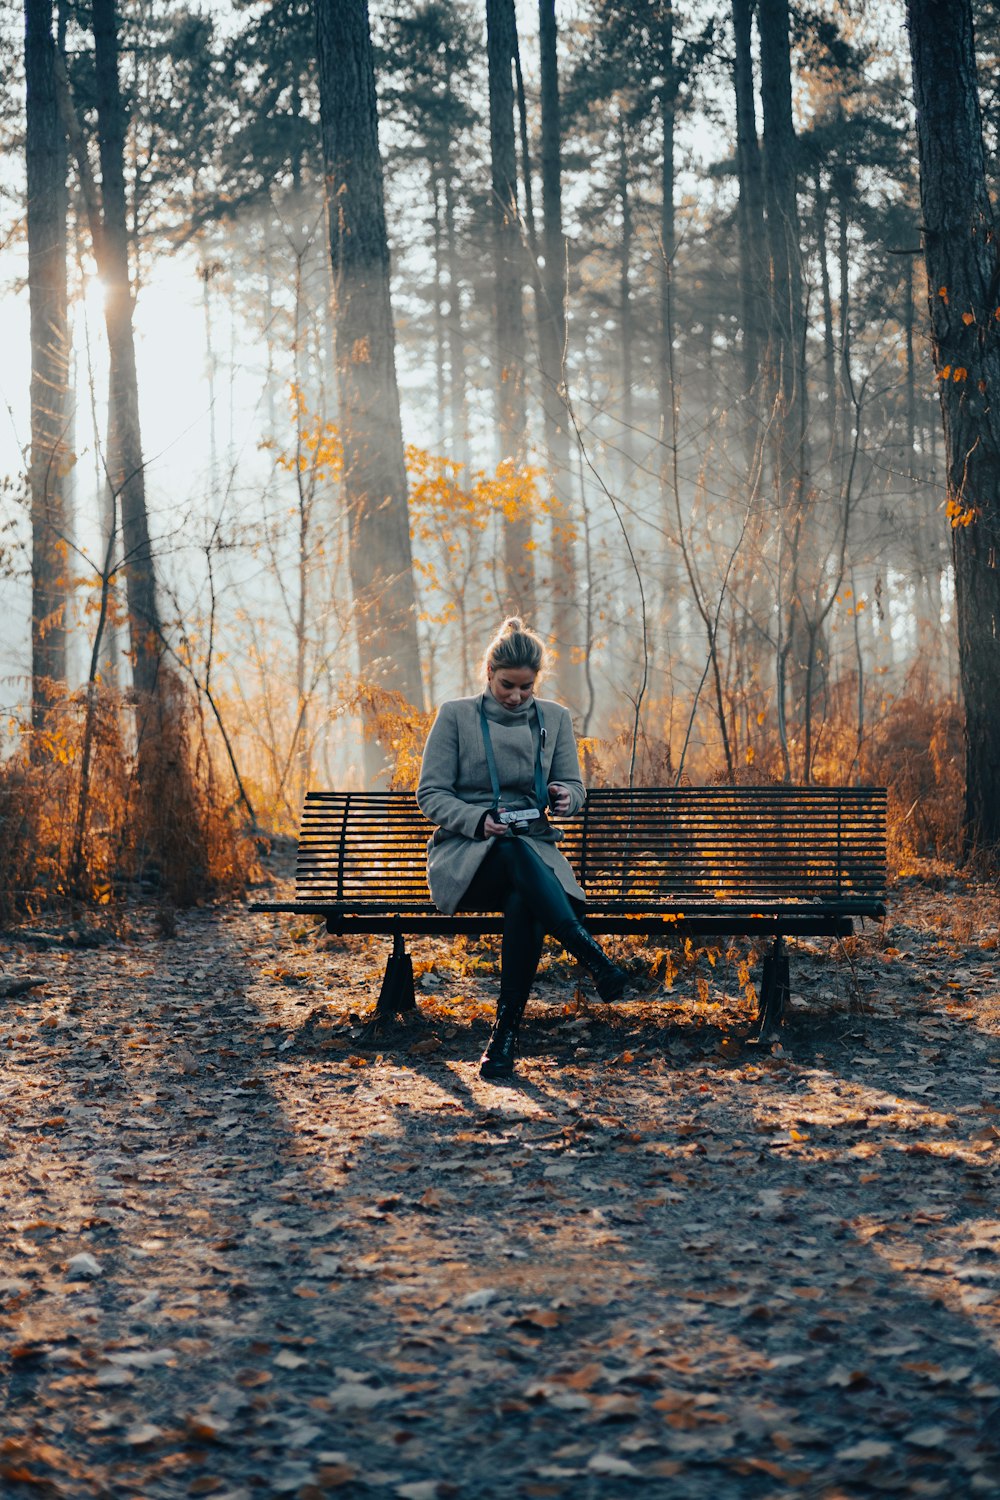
[480,696,548,812]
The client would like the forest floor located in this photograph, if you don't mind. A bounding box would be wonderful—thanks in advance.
[2,859,1000,1500]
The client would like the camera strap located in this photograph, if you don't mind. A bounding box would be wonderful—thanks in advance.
[479,696,548,813]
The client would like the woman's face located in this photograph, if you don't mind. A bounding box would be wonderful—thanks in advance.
[487,665,537,709]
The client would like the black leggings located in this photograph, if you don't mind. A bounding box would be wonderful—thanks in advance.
[458,837,584,1006]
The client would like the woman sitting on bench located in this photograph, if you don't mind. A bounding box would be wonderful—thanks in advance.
[417,616,633,1081]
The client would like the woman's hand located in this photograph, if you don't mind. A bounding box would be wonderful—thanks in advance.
[547,781,571,815]
[483,813,510,837]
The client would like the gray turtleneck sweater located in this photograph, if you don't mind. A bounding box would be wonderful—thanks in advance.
[416,690,587,915]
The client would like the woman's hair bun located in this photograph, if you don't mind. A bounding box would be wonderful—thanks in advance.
[483,616,545,679]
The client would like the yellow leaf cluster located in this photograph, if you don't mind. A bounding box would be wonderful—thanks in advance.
[267,386,344,483]
[946,496,980,529]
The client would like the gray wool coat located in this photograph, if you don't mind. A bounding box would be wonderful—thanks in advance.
[416,691,587,915]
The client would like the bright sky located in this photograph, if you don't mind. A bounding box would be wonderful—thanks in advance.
[0,242,276,712]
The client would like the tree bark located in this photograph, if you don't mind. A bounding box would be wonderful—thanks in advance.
[92,0,162,699]
[441,47,469,472]
[656,2,676,469]
[24,0,69,733]
[835,165,853,487]
[431,168,447,451]
[814,171,836,461]
[538,0,581,712]
[315,0,424,721]
[906,0,1000,852]
[903,253,916,463]
[442,144,468,472]
[758,0,805,496]
[618,121,634,456]
[486,0,535,616]
[654,4,680,689]
[758,0,810,769]
[732,0,766,409]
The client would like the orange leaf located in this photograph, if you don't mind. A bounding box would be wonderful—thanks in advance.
[559,1363,605,1390]
[516,1308,561,1329]
[962,311,975,326]
[938,286,949,303]
[953,367,968,381]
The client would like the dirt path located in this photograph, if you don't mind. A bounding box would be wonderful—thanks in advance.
[2,879,1000,1499]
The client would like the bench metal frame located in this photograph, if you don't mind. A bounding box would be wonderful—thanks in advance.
[253,785,887,1044]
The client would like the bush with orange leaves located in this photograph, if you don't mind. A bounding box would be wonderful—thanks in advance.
[0,678,259,925]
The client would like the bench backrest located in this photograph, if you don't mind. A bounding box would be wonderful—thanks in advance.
[563,785,886,902]
[296,793,431,906]
[295,786,887,907]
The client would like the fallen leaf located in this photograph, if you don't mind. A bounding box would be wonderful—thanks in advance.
[125,1423,163,1447]
[838,1439,894,1461]
[65,1252,103,1278]
[587,1452,641,1477]
[905,1425,949,1449]
[514,1309,561,1330]
[274,1350,309,1370]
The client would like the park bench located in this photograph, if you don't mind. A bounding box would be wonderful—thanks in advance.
[252,785,887,1044]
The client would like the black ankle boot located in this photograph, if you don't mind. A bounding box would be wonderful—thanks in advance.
[480,1000,525,1080]
[554,920,630,1002]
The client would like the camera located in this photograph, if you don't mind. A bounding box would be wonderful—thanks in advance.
[496,804,541,829]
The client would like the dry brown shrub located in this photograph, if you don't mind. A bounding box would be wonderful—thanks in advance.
[580,723,677,787]
[572,683,964,875]
[0,678,258,924]
[130,674,260,905]
[858,694,963,867]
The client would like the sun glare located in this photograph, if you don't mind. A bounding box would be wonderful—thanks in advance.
[81,275,109,324]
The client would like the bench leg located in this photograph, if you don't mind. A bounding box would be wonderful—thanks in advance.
[746,936,789,1046]
[360,932,416,1040]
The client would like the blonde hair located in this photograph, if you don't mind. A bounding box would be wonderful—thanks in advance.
[482,616,545,679]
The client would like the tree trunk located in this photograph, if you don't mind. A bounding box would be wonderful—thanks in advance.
[906,0,1000,853]
[486,0,535,617]
[25,0,69,734]
[758,0,809,769]
[441,64,468,472]
[431,167,447,451]
[758,0,805,496]
[90,0,211,898]
[538,0,581,712]
[657,3,676,468]
[315,0,424,729]
[92,0,162,700]
[442,167,468,471]
[655,6,679,688]
[618,120,634,461]
[903,253,916,463]
[732,0,766,408]
[50,0,209,896]
[835,167,853,488]
[814,171,836,464]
